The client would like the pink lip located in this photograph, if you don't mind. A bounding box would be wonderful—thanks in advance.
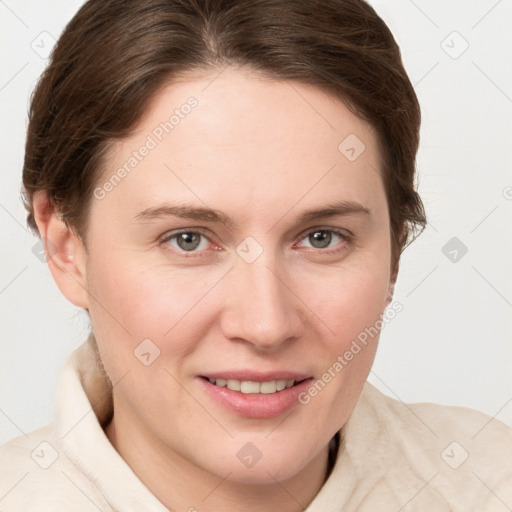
[202,370,311,382]
[197,375,314,419]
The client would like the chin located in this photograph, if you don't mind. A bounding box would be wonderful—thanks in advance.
[196,437,318,485]
[221,460,302,486]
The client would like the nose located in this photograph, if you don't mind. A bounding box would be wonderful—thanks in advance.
[219,253,305,351]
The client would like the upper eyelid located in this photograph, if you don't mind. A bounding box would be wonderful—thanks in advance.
[297,225,353,238]
[160,225,351,238]
[159,227,212,242]
[294,227,352,248]
[159,226,352,250]
[159,230,215,256]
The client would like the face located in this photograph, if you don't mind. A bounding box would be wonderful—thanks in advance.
[82,67,393,483]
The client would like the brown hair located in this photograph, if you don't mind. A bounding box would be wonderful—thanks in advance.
[22,0,426,266]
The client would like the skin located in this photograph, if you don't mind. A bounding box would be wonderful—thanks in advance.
[34,66,396,512]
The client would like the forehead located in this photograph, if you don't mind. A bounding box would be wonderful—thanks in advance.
[98,67,385,223]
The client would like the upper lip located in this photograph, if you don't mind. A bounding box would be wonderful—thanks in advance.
[200,371,312,382]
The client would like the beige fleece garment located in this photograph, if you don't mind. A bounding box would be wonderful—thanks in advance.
[1,337,511,511]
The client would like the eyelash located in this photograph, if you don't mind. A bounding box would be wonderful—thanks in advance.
[295,228,352,254]
[159,227,353,257]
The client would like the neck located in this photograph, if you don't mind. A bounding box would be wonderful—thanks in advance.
[105,401,331,512]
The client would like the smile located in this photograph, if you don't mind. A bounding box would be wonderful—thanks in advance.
[199,375,314,419]
[206,378,299,394]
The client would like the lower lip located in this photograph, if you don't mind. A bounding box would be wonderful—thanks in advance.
[198,377,313,419]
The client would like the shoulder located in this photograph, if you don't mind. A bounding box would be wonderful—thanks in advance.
[361,381,512,439]
[361,381,512,454]
[349,382,512,511]
[0,424,112,512]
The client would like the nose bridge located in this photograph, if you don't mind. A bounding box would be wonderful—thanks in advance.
[220,249,304,349]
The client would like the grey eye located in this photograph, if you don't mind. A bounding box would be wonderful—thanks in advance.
[308,230,333,249]
[162,230,212,254]
[176,232,202,251]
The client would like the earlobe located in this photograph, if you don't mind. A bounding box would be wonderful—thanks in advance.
[32,192,90,309]
[386,259,399,306]
[386,281,395,305]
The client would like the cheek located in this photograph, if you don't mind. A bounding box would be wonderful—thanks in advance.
[303,257,391,349]
[298,263,390,405]
[85,251,225,364]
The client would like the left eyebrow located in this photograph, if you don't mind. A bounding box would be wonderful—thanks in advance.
[294,200,371,225]
[268,199,371,233]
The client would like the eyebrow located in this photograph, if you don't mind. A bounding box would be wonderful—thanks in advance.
[295,200,370,224]
[134,204,232,225]
[133,200,370,227]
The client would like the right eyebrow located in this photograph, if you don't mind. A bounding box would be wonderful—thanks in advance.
[133,204,233,227]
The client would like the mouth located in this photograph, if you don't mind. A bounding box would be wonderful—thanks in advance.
[198,374,314,419]
[201,377,307,395]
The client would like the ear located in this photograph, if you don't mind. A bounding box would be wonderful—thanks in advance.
[386,257,399,306]
[32,192,90,309]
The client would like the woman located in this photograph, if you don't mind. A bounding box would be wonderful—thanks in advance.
[1,0,510,510]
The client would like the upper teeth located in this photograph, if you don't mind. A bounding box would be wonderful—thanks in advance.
[208,378,295,394]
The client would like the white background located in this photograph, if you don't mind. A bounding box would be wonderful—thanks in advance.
[1,0,511,445]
